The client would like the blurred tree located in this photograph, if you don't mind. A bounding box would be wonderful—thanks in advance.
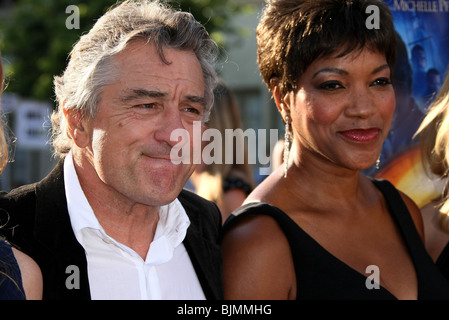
[0,0,253,104]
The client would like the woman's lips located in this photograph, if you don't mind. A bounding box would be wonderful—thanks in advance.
[338,128,380,142]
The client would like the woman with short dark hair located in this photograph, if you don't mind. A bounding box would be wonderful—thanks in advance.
[221,0,449,300]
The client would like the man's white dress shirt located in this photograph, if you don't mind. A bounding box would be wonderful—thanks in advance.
[64,152,205,300]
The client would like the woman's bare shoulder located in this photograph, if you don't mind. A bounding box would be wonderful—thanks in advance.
[223,208,286,246]
[222,207,296,299]
[12,248,43,300]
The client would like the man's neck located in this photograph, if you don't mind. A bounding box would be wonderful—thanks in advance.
[72,151,160,260]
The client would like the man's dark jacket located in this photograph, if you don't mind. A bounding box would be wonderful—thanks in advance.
[0,160,223,300]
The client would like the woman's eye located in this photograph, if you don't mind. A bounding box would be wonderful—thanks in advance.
[372,78,392,86]
[319,81,344,91]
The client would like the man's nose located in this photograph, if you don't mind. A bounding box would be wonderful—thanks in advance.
[154,108,187,147]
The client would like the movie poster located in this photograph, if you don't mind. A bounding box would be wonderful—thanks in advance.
[368,0,449,207]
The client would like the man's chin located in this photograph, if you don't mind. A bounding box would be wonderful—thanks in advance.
[144,186,183,206]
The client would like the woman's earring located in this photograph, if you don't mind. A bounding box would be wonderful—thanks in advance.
[376,157,380,170]
[283,115,291,178]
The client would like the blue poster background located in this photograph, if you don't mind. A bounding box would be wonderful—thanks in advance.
[364,0,449,174]
[366,0,449,207]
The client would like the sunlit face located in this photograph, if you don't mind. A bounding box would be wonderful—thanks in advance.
[79,41,205,206]
[287,48,395,171]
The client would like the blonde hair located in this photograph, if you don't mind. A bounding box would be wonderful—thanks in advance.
[417,65,449,232]
[195,82,253,213]
[0,55,8,173]
[52,0,218,158]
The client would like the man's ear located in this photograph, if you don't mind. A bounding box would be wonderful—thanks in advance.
[63,107,90,148]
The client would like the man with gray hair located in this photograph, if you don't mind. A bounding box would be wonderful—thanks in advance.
[0,0,223,300]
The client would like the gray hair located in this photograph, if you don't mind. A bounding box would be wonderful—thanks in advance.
[52,0,219,158]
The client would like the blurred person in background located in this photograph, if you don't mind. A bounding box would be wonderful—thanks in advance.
[416,65,449,280]
[190,81,254,222]
[0,54,42,300]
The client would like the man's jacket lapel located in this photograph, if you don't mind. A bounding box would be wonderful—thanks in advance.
[34,160,91,299]
[179,190,223,300]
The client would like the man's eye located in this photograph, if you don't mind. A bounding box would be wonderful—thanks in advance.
[184,107,201,115]
[138,103,156,109]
